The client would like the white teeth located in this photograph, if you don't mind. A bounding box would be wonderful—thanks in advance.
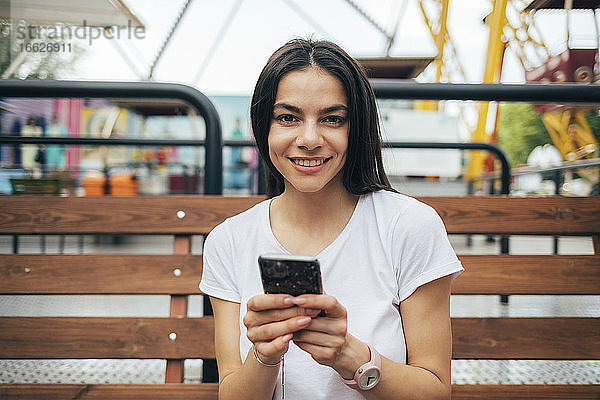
[293,159,324,167]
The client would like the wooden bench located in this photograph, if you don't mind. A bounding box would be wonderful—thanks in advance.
[0,195,599,399]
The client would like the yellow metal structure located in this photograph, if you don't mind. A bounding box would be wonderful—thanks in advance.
[501,0,550,70]
[501,0,598,172]
[505,2,598,179]
[466,0,508,181]
[542,110,598,161]
[418,0,464,83]
[419,0,598,182]
[416,0,466,111]
[417,0,509,179]
[541,109,599,183]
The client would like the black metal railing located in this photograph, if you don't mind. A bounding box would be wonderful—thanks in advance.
[226,82,600,195]
[510,157,600,177]
[370,80,600,103]
[0,79,223,194]
[3,81,599,196]
[369,81,600,195]
[224,140,511,195]
[383,142,510,194]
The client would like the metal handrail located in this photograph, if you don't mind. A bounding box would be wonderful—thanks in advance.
[383,142,510,194]
[0,79,222,194]
[370,80,600,103]
[509,157,600,176]
[220,139,512,195]
[369,81,600,195]
[0,137,206,146]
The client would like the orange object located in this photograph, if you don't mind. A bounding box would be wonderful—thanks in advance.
[143,149,154,163]
[82,172,106,196]
[109,173,138,196]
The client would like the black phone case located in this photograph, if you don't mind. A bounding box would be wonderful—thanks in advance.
[258,256,323,297]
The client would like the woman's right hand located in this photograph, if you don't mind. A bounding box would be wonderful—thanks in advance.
[244,294,316,364]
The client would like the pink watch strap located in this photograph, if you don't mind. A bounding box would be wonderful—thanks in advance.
[340,344,382,390]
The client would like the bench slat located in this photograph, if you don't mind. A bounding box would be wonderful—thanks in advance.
[420,196,600,235]
[0,196,263,235]
[453,255,600,295]
[1,384,599,400]
[451,384,600,400]
[0,255,203,294]
[0,317,215,359]
[1,196,598,235]
[1,317,597,360]
[452,317,600,359]
[2,384,598,400]
[0,384,219,399]
[2,254,597,295]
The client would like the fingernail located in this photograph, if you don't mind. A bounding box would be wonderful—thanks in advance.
[283,297,294,305]
[297,316,311,325]
[282,333,293,342]
[293,297,306,305]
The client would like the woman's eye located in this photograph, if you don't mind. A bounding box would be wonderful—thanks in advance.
[323,116,346,125]
[276,114,297,124]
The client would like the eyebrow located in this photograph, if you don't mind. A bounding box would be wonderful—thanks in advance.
[273,103,348,115]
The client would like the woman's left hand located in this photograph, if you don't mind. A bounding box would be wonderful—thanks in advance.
[288,295,370,379]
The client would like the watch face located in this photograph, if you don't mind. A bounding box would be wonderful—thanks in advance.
[359,367,380,390]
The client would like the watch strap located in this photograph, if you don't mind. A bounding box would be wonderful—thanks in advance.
[340,344,381,390]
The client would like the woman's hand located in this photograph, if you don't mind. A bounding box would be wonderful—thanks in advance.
[244,294,317,365]
[289,295,370,379]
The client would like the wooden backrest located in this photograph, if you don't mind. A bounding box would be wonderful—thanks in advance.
[1,195,599,399]
[1,195,598,235]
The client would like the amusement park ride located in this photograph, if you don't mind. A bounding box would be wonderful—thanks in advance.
[418,0,599,182]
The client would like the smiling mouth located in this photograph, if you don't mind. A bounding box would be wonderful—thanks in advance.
[290,157,332,167]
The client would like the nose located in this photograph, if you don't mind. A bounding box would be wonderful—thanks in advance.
[295,120,322,150]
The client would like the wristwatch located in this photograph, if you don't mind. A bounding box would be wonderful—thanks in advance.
[340,344,381,390]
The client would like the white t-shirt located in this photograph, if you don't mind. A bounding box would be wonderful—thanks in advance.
[200,190,463,400]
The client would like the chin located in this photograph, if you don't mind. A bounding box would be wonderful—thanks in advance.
[282,170,345,194]
[287,178,343,194]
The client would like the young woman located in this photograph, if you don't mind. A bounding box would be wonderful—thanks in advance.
[200,38,463,400]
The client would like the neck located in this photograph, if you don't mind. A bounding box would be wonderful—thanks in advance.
[274,182,358,230]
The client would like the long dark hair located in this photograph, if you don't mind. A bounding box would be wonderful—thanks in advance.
[250,38,394,197]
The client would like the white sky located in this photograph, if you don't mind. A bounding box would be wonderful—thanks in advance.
[67,0,599,95]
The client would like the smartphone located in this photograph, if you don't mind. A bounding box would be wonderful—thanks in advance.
[258,254,323,297]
